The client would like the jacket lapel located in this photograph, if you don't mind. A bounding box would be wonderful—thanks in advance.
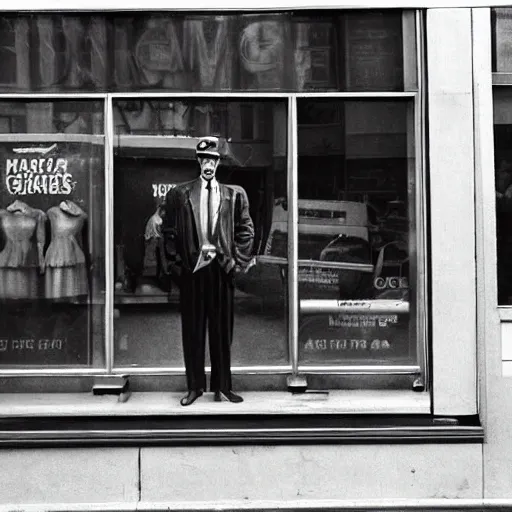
[217,184,232,234]
[188,178,204,248]
[218,184,231,214]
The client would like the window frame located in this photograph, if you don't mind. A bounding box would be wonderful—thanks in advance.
[0,90,427,381]
[485,6,512,378]
[0,8,484,441]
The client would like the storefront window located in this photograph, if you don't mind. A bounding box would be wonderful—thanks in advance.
[493,8,512,305]
[113,98,289,370]
[0,100,105,367]
[0,9,426,396]
[493,7,512,73]
[493,87,512,304]
[297,99,416,369]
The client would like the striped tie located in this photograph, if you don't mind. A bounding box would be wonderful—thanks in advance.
[206,180,213,241]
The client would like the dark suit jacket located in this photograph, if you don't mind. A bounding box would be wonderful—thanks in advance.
[162,177,254,279]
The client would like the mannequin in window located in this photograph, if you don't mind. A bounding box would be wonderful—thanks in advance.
[0,200,46,299]
[44,200,90,299]
[138,204,172,294]
[163,136,254,405]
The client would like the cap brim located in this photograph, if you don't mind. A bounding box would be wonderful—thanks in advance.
[197,152,221,159]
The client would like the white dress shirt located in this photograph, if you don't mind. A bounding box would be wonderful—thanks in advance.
[199,176,220,243]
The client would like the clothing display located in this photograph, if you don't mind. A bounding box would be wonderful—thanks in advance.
[140,206,172,293]
[0,200,46,299]
[44,200,88,298]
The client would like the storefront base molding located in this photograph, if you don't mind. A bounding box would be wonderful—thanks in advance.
[3,499,512,512]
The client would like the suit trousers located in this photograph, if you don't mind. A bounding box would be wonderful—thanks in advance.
[179,259,234,392]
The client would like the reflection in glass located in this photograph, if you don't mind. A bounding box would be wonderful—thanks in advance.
[493,8,512,73]
[113,99,288,373]
[493,88,512,304]
[0,101,105,367]
[343,11,404,91]
[297,99,415,368]
[0,11,413,93]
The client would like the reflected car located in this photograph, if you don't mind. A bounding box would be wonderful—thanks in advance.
[235,199,375,300]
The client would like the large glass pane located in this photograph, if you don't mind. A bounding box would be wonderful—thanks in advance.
[0,11,415,93]
[0,100,105,367]
[0,15,109,92]
[493,8,512,73]
[296,98,416,368]
[493,87,512,304]
[113,98,288,375]
[111,11,409,93]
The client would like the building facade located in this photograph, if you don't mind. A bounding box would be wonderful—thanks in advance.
[0,3,511,510]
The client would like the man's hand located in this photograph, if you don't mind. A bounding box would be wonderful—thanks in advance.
[244,257,257,273]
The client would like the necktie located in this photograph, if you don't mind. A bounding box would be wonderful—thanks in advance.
[206,180,213,241]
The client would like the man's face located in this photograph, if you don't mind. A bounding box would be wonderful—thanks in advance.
[199,157,219,181]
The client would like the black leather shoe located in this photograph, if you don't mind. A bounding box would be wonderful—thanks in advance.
[214,390,244,403]
[180,389,203,406]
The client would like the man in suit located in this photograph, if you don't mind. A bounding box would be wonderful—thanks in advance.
[163,136,255,406]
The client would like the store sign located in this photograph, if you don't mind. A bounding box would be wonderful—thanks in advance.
[0,337,66,352]
[135,27,183,73]
[34,17,108,90]
[374,276,408,290]
[5,156,75,195]
[0,305,90,365]
[299,311,409,362]
[152,183,175,199]
[0,13,405,93]
[303,337,391,353]
[299,268,339,286]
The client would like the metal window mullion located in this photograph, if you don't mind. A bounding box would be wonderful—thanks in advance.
[108,92,417,100]
[298,365,421,374]
[0,93,106,99]
[0,369,112,377]
[294,92,416,98]
[403,10,418,91]
[104,94,115,374]
[112,366,294,375]
[492,72,512,85]
[0,364,420,377]
[415,9,428,388]
[0,134,104,143]
[288,95,299,376]
[110,92,291,99]
[0,92,418,100]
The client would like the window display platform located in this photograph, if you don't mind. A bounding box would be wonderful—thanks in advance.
[0,389,429,417]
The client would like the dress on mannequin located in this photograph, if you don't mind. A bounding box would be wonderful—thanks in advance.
[0,200,46,299]
[44,200,88,299]
[143,206,163,276]
[138,206,170,294]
